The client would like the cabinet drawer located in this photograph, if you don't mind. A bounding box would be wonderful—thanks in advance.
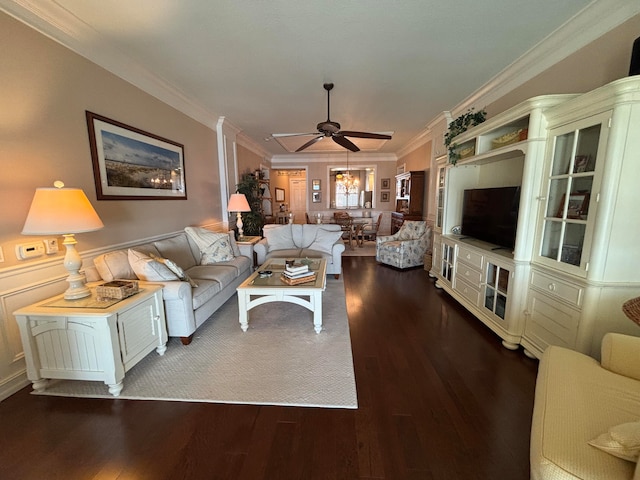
[455,262,482,286]
[457,246,484,270]
[525,290,580,349]
[530,270,583,307]
[454,277,482,307]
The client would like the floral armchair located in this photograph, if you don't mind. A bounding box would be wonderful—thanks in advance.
[376,220,431,269]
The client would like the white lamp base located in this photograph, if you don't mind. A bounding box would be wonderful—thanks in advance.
[236,211,244,238]
[62,234,90,300]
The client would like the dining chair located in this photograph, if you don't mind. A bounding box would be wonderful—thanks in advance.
[362,214,382,242]
[333,211,354,247]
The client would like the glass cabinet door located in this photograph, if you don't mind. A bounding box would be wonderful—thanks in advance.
[536,113,610,274]
[441,242,455,284]
[484,262,510,320]
[435,165,446,231]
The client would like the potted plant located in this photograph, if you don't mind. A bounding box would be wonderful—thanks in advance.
[444,108,486,164]
[235,173,265,236]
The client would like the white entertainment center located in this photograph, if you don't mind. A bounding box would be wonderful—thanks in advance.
[431,77,640,359]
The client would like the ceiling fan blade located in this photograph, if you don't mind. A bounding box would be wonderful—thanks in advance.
[296,135,324,152]
[339,131,392,140]
[271,132,319,138]
[332,135,360,152]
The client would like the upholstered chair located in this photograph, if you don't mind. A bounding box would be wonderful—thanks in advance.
[376,220,431,269]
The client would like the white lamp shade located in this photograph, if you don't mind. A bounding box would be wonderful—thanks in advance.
[22,187,104,235]
[227,193,251,212]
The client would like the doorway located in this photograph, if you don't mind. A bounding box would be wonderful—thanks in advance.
[289,178,307,224]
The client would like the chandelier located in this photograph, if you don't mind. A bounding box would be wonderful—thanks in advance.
[336,153,359,190]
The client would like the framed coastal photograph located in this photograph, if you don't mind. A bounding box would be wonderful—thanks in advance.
[275,187,285,202]
[86,111,186,200]
[381,178,391,190]
[312,179,321,191]
[380,191,390,202]
[312,191,322,203]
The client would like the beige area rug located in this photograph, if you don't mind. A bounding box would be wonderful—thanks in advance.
[342,240,377,257]
[34,279,358,409]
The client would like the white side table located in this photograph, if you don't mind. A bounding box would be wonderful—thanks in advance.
[14,284,167,397]
[237,235,261,267]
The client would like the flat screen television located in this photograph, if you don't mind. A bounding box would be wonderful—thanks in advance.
[461,186,521,249]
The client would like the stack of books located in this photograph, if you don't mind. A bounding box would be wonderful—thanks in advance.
[281,264,316,285]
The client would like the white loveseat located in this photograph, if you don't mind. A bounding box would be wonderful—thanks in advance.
[531,333,640,480]
[254,224,345,278]
[91,229,251,345]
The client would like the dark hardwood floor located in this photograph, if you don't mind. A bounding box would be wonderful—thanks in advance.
[0,256,539,480]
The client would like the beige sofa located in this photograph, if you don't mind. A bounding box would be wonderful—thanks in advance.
[91,229,251,345]
[254,224,345,278]
[531,333,640,480]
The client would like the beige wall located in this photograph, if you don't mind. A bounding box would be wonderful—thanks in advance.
[0,13,220,269]
[236,144,264,180]
[487,15,640,116]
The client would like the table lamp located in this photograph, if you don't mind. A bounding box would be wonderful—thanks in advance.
[227,193,251,238]
[22,181,104,300]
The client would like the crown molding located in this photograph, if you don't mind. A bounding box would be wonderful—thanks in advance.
[0,0,219,128]
[399,0,639,153]
[237,132,272,160]
[450,0,640,117]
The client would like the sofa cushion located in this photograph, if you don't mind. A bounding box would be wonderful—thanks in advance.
[154,234,198,270]
[306,228,344,255]
[210,256,252,276]
[185,227,234,263]
[150,254,199,288]
[186,264,238,286]
[299,249,332,262]
[128,249,179,282]
[589,421,640,462]
[94,250,137,282]
[264,224,295,251]
[265,248,303,259]
[190,279,221,309]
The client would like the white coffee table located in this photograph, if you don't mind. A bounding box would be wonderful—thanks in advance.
[236,258,327,333]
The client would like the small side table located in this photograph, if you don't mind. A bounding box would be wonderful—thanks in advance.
[14,284,167,397]
[237,235,261,267]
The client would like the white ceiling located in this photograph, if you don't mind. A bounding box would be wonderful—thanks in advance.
[2,0,636,157]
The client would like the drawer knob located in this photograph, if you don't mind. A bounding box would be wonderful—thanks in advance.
[466,254,471,260]
[548,283,556,292]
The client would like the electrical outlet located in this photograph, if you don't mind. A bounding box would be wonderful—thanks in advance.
[45,238,59,254]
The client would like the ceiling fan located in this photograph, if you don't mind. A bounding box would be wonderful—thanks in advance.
[272,83,392,152]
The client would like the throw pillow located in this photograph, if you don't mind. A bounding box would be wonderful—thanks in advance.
[128,249,179,282]
[184,227,234,264]
[94,250,137,282]
[307,228,344,255]
[149,253,199,288]
[263,224,295,252]
[589,421,640,462]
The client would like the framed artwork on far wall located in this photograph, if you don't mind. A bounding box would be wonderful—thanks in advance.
[312,191,322,203]
[381,178,391,189]
[312,179,321,191]
[380,191,390,202]
[275,187,285,202]
[86,111,186,200]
